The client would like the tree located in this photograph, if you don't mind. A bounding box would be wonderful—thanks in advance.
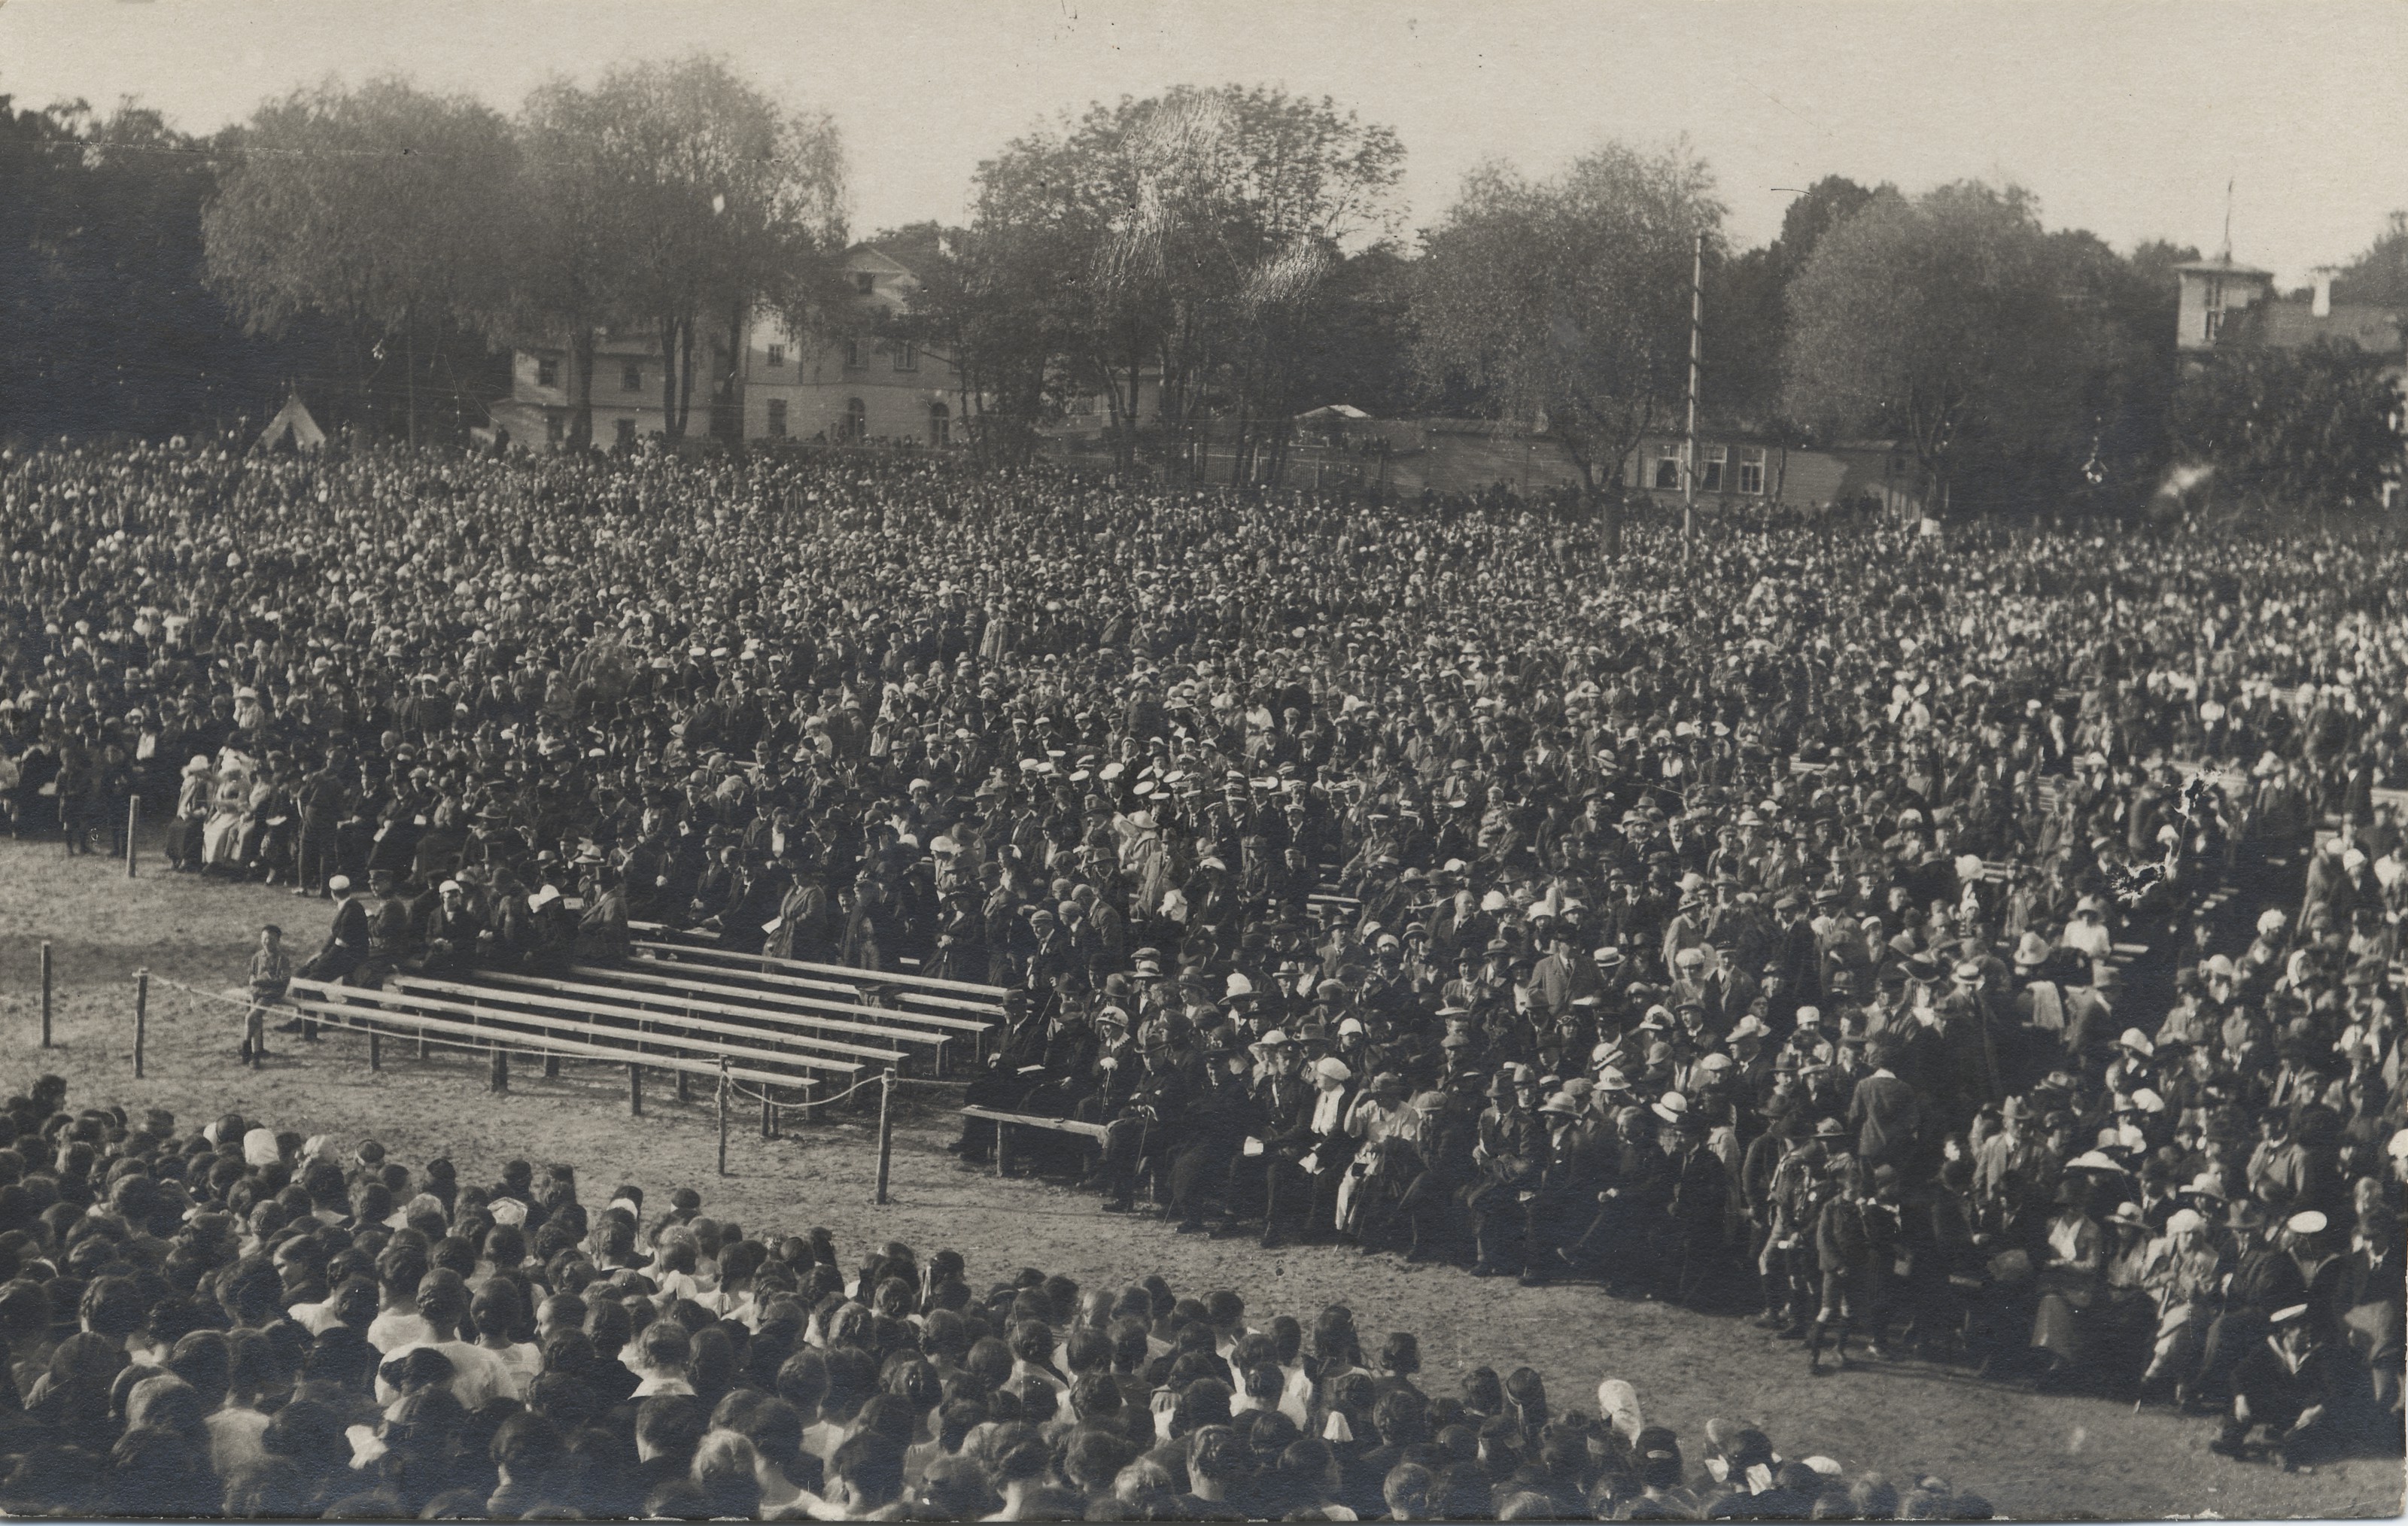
[509,80,626,450]
[1413,141,1722,551]
[962,85,1404,470]
[549,56,847,441]
[1702,175,1877,430]
[203,77,519,444]
[2172,340,2401,515]
[1783,181,2155,516]
[2332,211,2408,309]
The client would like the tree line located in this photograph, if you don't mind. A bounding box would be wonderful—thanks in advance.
[1,56,2400,518]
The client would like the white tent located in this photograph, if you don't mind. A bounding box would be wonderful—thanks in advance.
[256,396,327,452]
[1295,403,1373,421]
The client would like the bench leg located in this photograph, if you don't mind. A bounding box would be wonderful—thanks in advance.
[996,1119,1008,1178]
[369,1030,381,1072]
[543,1051,561,1080]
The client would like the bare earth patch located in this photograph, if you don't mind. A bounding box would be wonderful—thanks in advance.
[1,837,2399,1519]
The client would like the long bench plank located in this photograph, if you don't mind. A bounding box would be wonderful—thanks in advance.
[286,979,841,1087]
[629,941,1004,1023]
[566,965,963,1047]
[959,1106,1110,1140]
[630,923,1008,999]
[621,950,993,1035]
[494,965,947,1058]
[375,980,863,1081]
[392,974,906,1069]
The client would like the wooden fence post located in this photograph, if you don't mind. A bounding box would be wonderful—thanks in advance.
[125,797,140,877]
[543,1050,561,1080]
[133,970,148,1078]
[490,1044,508,1093]
[39,943,53,1050]
[368,1029,382,1072]
[874,1069,895,1205]
[716,1059,730,1177]
[628,1063,643,1117]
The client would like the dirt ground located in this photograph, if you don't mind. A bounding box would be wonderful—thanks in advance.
[0,836,2400,1520]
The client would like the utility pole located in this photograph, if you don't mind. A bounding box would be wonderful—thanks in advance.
[1683,228,1704,544]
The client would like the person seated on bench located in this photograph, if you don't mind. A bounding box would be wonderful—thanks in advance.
[419,879,488,980]
[953,993,1044,1165]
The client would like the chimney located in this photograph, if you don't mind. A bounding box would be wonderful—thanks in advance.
[2312,267,2335,318]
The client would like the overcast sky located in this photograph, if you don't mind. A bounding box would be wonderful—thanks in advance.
[3,0,2402,287]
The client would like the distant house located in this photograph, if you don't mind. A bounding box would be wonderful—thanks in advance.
[1619,430,1922,515]
[489,244,968,451]
[2175,251,2408,506]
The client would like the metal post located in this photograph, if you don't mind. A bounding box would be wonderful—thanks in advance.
[133,970,148,1078]
[717,1058,730,1177]
[874,1069,895,1205]
[39,944,52,1049]
[1683,227,1703,544]
[125,796,140,877]
[628,1062,643,1117]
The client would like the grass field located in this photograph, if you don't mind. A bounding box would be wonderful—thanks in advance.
[0,834,2400,1518]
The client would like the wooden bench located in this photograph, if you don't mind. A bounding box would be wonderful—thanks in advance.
[627,943,999,1035]
[629,922,1010,1003]
[959,1105,1111,1178]
[284,977,841,1100]
[391,972,906,1072]
[554,962,966,1074]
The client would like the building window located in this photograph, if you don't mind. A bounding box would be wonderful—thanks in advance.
[844,397,866,443]
[536,356,559,388]
[893,342,917,372]
[614,418,636,446]
[621,361,643,392]
[1736,447,1766,495]
[765,342,786,369]
[929,402,950,447]
[844,339,864,369]
[855,271,877,294]
[1652,454,1681,491]
[766,400,788,438]
[1700,444,1728,492]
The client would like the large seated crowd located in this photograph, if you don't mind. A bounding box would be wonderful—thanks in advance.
[0,1077,1990,1521]
[1,437,2403,1506]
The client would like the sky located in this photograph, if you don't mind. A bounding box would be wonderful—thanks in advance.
[2,0,2403,287]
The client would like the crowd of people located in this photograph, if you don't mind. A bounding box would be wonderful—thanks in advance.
[2,437,2405,1482]
[0,1077,1998,1520]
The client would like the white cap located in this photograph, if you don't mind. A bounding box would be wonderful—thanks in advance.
[1315,1056,1352,1084]
[327,875,351,894]
[439,879,462,894]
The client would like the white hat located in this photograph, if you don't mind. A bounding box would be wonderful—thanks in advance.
[1795,1005,1822,1026]
[2285,1209,2329,1236]
[1225,973,1254,999]
[2343,848,2368,871]
[242,1128,281,1168]
[1336,1017,1365,1037]
[2257,908,2287,936]
[489,1197,528,1227]
[2117,1028,2153,1056]
[327,875,352,894]
[1315,1056,1352,1084]
[439,879,462,894]
[1650,1091,1690,1124]
[1257,1029,1293,1048]
[2166,1207,2205,1236]
[1480,890,1508,913]
[2130,1087,2164,1114]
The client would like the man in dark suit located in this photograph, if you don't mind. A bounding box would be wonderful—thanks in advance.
[1236,1032,1315,1244]
[1845,1039,1924,1171]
